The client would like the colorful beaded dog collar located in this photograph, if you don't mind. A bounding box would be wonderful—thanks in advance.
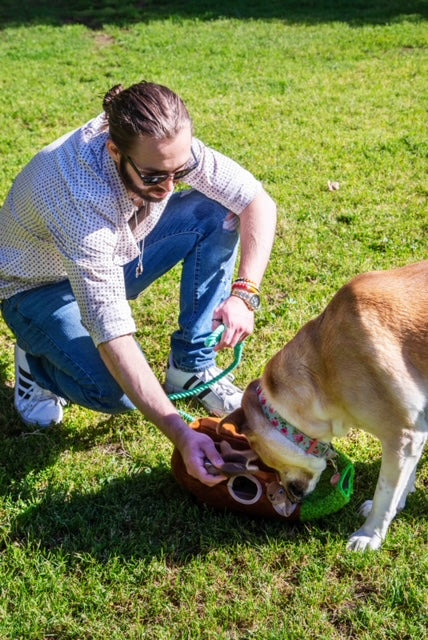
[256,384,336,460]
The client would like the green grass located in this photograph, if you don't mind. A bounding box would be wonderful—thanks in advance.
[0,1,427,638]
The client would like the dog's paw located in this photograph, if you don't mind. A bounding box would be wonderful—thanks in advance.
[346,530,382,552]
[358,499,373,518]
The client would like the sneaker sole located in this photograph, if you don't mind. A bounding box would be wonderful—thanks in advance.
[14,413,62,429]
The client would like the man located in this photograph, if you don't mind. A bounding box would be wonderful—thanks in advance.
[0,81,276,485]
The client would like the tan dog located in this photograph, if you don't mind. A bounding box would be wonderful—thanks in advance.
[226,261,428,550]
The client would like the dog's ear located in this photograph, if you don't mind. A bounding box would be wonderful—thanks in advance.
[219,407,250,435]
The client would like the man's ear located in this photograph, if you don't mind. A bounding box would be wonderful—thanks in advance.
[220,407,250,435]
[106,139,121,163]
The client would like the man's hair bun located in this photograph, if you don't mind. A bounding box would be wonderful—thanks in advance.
[101,80,192,153]
[102,84,125,115]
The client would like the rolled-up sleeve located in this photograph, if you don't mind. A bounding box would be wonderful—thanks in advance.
[186,138,263,214]
[65,258,136,347]
[49,210,137,346]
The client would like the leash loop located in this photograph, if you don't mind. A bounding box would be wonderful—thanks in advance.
[167,324,245,421]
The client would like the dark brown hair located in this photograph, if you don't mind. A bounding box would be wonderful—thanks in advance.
[102,81,193,154]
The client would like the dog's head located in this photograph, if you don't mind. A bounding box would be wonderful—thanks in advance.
[224,378,328,504]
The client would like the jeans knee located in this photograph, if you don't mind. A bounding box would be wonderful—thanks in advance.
[74,378,135,414]
[83,391,134,414]
[200,201,240,252]
[180,191,239,236]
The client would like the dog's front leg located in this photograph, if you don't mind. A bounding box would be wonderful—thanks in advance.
[347,434,425,551]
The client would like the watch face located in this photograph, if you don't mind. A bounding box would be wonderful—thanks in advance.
[232,289,261,311]
[250,294,261,310]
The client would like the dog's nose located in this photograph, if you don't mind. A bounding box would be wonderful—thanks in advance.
[286,481,306,503]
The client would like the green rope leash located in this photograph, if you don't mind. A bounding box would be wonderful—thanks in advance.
[168,324,245,422]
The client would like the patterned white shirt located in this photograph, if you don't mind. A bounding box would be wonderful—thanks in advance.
[0,114,262,345]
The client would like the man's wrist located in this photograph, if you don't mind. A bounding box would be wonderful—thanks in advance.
[161,411,192,449]
[231,279,261,312]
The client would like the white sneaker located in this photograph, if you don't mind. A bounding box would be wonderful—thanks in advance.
[164,354,243,417]
[14,345,66,428]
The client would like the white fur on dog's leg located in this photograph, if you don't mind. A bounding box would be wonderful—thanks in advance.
[397,469,416,512]
[359,500,373,518]
[348,440,426,552]
[347,529,383,551]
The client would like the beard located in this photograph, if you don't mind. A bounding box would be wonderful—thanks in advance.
[117,156,170,204]
[118,156,147,199]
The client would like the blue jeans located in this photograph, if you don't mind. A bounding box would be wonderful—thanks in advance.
[1,190,240,414]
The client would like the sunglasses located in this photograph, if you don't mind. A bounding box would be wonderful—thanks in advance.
[126,147,199,186]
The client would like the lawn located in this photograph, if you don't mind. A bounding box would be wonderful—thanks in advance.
[0,1,427,638]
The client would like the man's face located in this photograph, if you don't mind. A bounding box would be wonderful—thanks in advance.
[108,125,193,204]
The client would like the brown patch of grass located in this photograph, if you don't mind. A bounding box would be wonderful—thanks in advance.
[93,31,116,48]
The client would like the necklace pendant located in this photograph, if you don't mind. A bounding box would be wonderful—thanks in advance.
[135,263,143,277]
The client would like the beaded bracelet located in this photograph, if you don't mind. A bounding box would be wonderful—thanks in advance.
[234,277,259,288]
[232,278,260,294]
[232,282,259,295]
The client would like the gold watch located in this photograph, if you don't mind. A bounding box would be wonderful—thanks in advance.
[231,289,261,311]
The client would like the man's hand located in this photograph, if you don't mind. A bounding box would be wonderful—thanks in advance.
[212,295,254,351]
[176,427,227,486]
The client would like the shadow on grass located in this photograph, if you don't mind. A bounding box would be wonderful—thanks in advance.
[0,0,427,30]
[7,467,323,562]
[7,451,427,565]
[0,377,128,487]
[0,349,426,564]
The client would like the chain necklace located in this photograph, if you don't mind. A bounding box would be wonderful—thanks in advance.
[132,200,147,278]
